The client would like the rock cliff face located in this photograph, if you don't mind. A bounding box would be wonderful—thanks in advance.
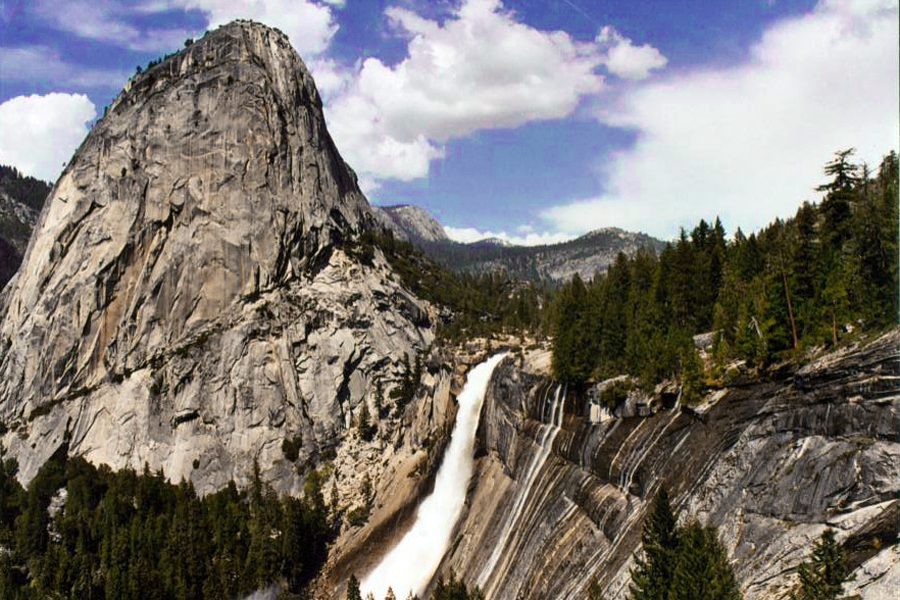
[370,204,449,244]
[0,21,433,493]
[431,331,898,599]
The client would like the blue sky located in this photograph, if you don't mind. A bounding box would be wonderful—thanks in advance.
[0,0,897,242]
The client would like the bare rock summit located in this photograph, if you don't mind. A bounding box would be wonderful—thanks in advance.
[0,20,433,493]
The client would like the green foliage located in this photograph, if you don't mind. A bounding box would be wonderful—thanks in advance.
[551,150,899,388]
[366,230,548,343]
[346,474,374,528]
[629,487,680,600]
[0,165,51,211]
[345,506,369,528]
[679,347,705,406]
[588,576,608,600]
[599,379,634,410]
[0,451,333,600]
[374,377,387,419]
[628,486,743,600]
[790,529,857,600]
[551,273,597,386]
[431,571,484,600]
[391,353,424,418]
[669,521,742,600]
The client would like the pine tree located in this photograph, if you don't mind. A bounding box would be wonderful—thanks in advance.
[551,273,596,385]
[629,487,679,600]
[346,574,362,600]
[669,521,742,600]
[790,529,855,600]
[599,252,631,375]
[679,346,705,406]
[358,400,376,442]
[849,152,898,328]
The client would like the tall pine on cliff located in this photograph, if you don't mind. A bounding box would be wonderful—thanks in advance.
[628,486,742,600]
[551,149,898,389]
[790,529,856,600]
[669,522,742,600]
[629,487,679,600]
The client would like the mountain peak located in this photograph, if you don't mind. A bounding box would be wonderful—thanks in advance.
[0,22,432,490]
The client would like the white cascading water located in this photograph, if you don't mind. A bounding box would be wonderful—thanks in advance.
[361,353,508,600]
[476,383,566,587]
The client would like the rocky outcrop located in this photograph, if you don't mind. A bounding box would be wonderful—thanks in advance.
[370,204,448,244]
[0,21,433,494]
[434,331,898,599]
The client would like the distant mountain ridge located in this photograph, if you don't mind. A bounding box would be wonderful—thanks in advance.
[370,201,665,282]
[424,227,666,282]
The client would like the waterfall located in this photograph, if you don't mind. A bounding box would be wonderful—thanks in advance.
[476,383,566,588]
[361,353,508,600]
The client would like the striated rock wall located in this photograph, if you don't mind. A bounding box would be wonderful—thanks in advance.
[439,331,899,599]
[0,21,433,494]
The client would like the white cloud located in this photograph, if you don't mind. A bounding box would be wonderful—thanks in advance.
[325,0,605,186]
[32,0,339,56]
[33,0,189,53]
[175,0,338,57]
[308,57,353,101]
[542,0,899,239]
[0,93,96,183]
[445,225,573,246]
[0,46,129,89]
[596,26,667,80]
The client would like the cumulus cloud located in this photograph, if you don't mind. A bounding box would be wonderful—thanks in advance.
[325,0,605,186]
[596,26,667,80]
[0,46,129,89]
[542,0,899,239]
[0,93,97,183]
[307,57,353,102]
[174,0,338,57]
[445,225,573,247]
